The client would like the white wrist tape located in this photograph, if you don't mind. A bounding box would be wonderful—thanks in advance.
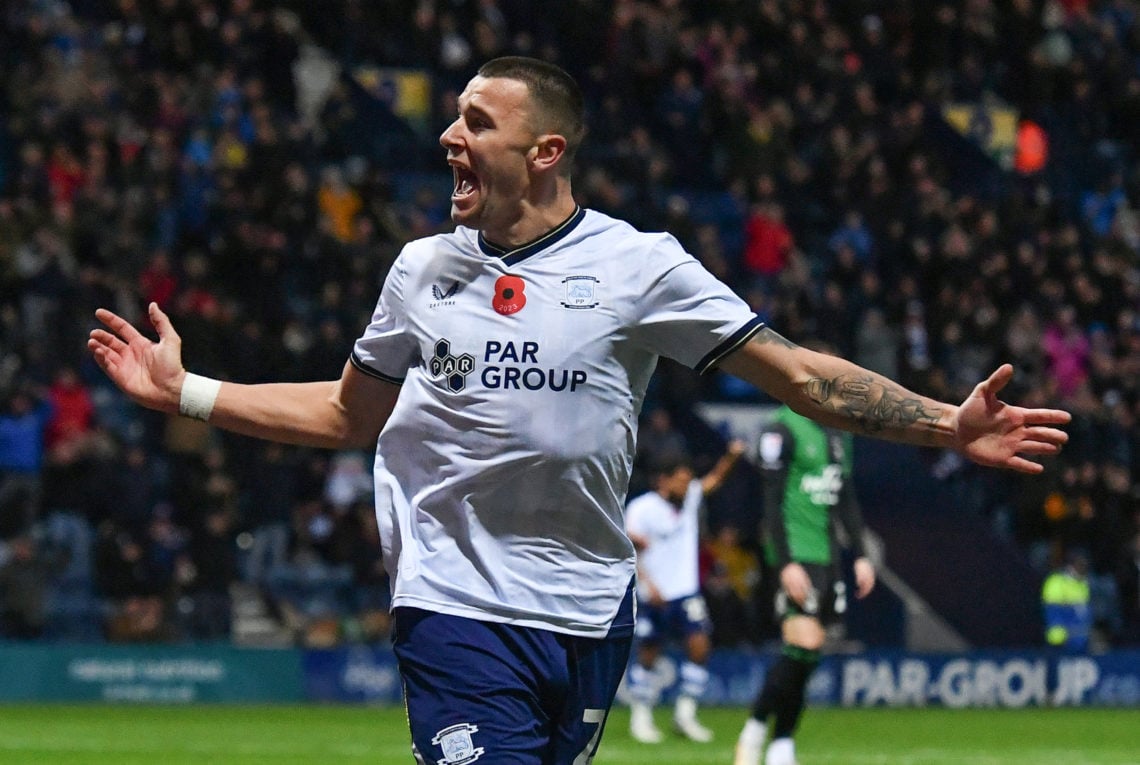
[179,373,222,422]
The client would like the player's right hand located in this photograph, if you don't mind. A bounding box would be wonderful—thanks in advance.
[780,562,812,607]
[953,363,1070,473]
[853,556,876,598]
[88,302,186,414]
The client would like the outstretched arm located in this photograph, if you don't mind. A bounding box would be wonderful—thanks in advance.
[699,438,747,495]
[719,327,1070,474]
[88,302,397,449]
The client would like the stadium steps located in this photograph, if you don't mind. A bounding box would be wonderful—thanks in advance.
[860,530,969,652]
[854,441,1044,649]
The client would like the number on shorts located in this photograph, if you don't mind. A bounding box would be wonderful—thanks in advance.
[683,595,708,622]
[572,708,606,765]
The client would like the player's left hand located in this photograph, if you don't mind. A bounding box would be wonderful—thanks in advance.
[853,556,875,598]
[779,562,812,607]
[953,364,1070,474]
[88,302,187,414]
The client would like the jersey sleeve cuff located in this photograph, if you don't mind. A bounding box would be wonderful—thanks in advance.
[350,351,406,385]
[694,316,766,374]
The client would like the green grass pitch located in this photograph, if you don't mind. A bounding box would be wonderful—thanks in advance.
[0,704,1137,764]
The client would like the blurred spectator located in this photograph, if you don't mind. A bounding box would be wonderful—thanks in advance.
[242,442,300,586]
[701,524,759,647]
[15,225,75,351]
[1042,549,1092,652]
[95,520,172,642]
[656,66,707,185]
[146,504,189,592]
[335,499,391,644]
[324,451,373,513]
[43,365,95,455]
[1081,172,1127,239]
[741,202,794,292]
[316,165,362,243]
[827,210,874,266]
[813,280,856,357]
[169,444,238,529]
[109,444,168,533]
[0,387,51,539]
[691,221,733,284]
[1013,119,1049,176]
[1037,463,1094,565]
[177,506,239,642]
[0,534,58,639]
[853,306,900,380]
[266,495,353,647]
[1043,305,1091,400]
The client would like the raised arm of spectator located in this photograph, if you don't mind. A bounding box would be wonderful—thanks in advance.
[699,438,747,496]
[88,302,396,450]
[719,326,1070,474]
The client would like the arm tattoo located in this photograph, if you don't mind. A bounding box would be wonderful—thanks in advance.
[754,327,798,349]
[805,373,943,435]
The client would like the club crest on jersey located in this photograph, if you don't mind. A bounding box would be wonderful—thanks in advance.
[431,723,484,764]
[431,280,461,306]
[759,431,784,468]
[560,275,600,309]
[492,274,526,315]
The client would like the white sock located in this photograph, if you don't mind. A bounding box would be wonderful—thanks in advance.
[631,703,655,727]
[627,663,661,706]
[765,736,796,765]
[674,694,699,722]
[738,717,767,748]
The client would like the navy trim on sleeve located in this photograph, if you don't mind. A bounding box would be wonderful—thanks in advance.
[350,351,406,385]
[694,316,766,374]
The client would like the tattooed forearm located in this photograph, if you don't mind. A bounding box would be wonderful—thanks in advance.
[754,327,798,349]
[806,373,944,435]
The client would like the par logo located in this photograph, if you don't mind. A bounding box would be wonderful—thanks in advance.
[428,338,475,393]
[432,722,484,764]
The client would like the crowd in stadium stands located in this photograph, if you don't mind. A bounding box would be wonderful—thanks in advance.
[0,0,1137,649]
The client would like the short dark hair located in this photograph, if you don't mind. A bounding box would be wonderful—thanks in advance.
[477,56,585,171]
[649,451,692,478]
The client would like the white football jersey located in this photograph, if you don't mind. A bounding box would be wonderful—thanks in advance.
[625,479,704,602]
[351,207,762,637]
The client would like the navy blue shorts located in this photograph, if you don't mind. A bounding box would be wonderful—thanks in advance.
[635,593,712,645]
[392,584,635,765]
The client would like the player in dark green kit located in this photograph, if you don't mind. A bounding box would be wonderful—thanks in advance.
[734,402,876,765]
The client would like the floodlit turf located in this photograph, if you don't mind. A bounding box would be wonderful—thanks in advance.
[0,704,1137,764]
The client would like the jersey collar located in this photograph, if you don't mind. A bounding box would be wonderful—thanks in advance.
[478,206,586,266]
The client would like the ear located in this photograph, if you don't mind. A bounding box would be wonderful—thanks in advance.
[528,134,567,172]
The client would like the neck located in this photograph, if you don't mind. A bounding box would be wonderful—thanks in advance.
[484,179,576,248]
[483,202,579,251]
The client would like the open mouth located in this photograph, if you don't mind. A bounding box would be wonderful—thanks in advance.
[451,166,479,202]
